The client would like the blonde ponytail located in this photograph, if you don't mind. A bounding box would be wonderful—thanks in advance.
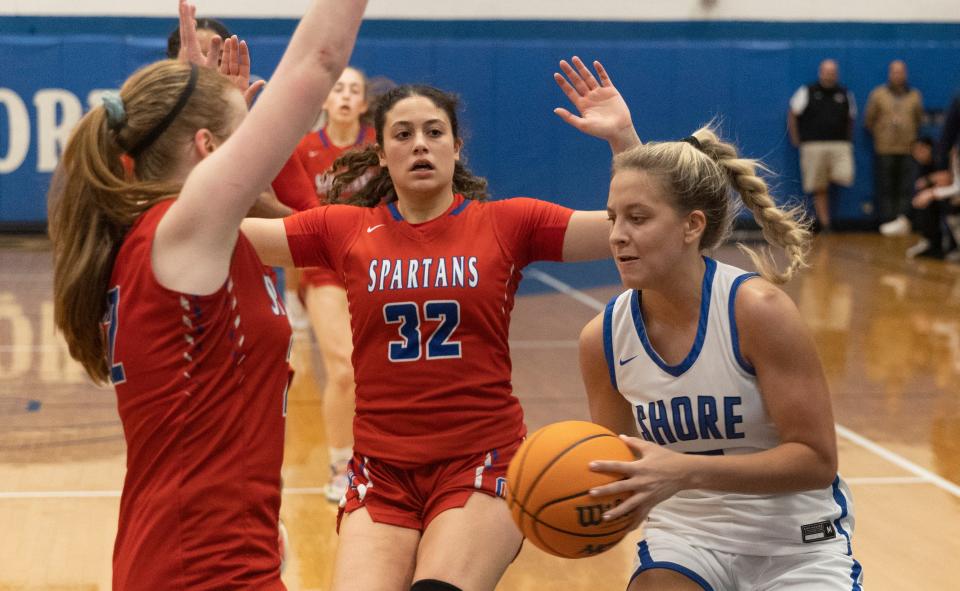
[692,127,811,283]
[613,125,811,284]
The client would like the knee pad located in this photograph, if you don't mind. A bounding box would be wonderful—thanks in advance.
[410,580,462,591]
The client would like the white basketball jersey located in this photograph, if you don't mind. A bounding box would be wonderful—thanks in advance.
[603,257,855,556]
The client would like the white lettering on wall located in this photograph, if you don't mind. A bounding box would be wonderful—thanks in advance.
[0,89,115,176]
[34,89,83,173]
[0,89,30,174]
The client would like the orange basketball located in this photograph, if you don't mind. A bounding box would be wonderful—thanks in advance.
[506,420,636,558]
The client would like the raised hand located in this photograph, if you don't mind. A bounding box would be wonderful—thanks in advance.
[177,1,265,106]
[553,57,640,153]
[177,0,220,68]
[586,435,689,527]
[219,36,266,106]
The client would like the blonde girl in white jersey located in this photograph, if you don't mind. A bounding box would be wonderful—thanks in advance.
[579,129,863,590]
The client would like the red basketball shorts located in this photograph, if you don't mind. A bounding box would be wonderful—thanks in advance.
[336,438,522,532]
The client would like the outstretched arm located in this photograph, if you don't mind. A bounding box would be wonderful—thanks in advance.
[553,57,640,154]
[154,0,366,295]
[553,58,637,261]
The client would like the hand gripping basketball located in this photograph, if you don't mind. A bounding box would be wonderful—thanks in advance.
[505,420,637,558]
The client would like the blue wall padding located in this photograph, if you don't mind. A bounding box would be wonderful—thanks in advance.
[1,20,960,224]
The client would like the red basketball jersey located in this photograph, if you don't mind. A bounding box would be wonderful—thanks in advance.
[272,154,319,212]
[108,199,292,590]
[294,125,376,202]
[284,195,573,465]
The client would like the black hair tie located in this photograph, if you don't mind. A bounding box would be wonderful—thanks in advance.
[680,135,702,151]
[127,63,199,157]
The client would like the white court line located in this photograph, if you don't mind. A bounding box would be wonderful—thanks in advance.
[0,487,332,500]
[844,476,928,486]
[526,268,960,500]
[525,268,607,312]
[0,490,120,499]
[0,345,62,352]
[0,480,929,500]
[835,425,960,498]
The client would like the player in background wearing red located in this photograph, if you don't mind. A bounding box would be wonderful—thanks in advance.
[241,59,640,591]
[285,66,376,502]
[47,0,367,588]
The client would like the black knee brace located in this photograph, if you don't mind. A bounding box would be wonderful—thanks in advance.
[410,580,463,591]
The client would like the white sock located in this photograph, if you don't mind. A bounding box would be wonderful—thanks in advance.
[329,446,353,469]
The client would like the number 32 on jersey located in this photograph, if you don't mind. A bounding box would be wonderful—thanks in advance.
[383,300,461,362]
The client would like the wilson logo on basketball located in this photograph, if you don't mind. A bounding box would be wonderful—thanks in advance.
[575,501,620,527]
[505,421,637,559]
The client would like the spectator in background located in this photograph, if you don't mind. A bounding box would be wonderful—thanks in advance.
[936,93,960,171]
[788,59,857,232]
[867,60,924,236]
[908,145,959,260]
[902,93,960,260]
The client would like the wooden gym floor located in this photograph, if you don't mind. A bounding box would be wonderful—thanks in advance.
[1,232,958,590]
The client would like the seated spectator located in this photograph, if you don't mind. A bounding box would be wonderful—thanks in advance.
[881,136,936,236]
[907,147,959,259]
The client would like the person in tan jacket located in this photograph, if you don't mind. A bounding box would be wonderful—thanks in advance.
[865,60,924,233]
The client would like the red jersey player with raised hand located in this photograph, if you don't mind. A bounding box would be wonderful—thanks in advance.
[47,0,367,588]
[296,65,376,199]
[288,66,376,503]
[241,57,640,591]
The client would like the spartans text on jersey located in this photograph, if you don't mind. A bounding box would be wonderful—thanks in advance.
[367,257,480,292]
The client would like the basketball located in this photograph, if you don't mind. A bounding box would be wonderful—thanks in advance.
[506,420,637,558]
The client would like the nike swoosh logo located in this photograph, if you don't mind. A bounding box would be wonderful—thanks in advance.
[308,150,320,157]
[367,224,385,233]
[618,354,639,366]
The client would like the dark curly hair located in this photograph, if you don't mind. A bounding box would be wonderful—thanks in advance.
[328,85,489,207]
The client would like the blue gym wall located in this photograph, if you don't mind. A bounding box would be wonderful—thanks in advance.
[2,18,960,228]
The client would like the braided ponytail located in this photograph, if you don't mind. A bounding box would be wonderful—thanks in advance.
[613,125,811,284]
[691,127,811,283]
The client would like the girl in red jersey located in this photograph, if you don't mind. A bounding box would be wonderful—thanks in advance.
[47,1,366,588]
[287,66,377,502]
[295,66,376,198]
[241,58,640,591]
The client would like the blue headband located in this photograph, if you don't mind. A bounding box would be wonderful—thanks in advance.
[102,92,126,131]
